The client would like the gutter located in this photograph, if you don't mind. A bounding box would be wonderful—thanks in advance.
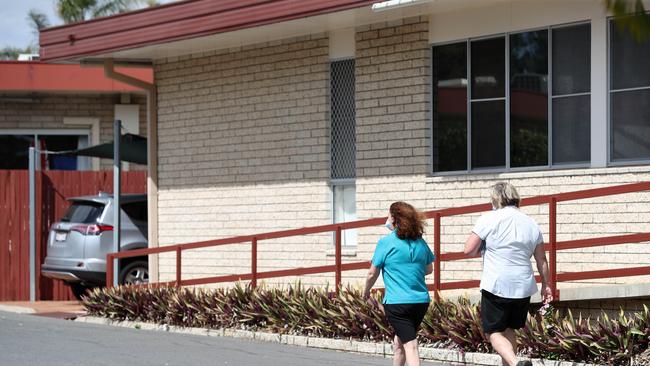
[103,58,159,283]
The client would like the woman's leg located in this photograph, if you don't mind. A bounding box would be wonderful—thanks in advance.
[488,330,518,366]
[402,338,420,366]
[503,328,517,355]
[392,335,406,366]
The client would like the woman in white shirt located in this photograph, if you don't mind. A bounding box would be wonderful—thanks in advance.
[464,182,553,366]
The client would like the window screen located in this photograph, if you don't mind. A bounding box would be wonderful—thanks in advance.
[330,59,356,179]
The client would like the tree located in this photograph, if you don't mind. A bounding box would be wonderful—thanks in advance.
[27,9,50,53]
[0,46,33,61]
[56,0,147,24]
[27,9,50,31]
[604,0,650,41]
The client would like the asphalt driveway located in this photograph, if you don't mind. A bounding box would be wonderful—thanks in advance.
[0,310,447,366]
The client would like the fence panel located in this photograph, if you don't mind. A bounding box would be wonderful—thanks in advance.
[0,170,146,301]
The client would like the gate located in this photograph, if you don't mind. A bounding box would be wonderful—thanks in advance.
[0,170,146,301]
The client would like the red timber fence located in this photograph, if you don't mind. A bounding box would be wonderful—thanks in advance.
[0,170,146,301]
[107,182,650,300]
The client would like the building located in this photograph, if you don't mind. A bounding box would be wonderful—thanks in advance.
[0,61,152,171]
[39,0,650,311]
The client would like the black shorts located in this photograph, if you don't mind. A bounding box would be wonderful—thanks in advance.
[480,290,530,334]
[384,302,429,343]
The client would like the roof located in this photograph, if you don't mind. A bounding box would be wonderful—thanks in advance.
[68,194,147,204]
[0,61,153,93]
[39,0,381,62]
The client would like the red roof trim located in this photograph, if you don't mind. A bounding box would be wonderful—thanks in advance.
[0,62,153,93]
[40,0,380,62]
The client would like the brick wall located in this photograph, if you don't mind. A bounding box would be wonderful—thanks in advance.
[154,34,339,286]
[154,34,330,188]
[556,297,650,318]
[152,16,650,297]
[0,93,147,170]
[355,166,650,294]
[355,16,431,177]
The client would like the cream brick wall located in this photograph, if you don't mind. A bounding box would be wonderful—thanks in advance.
[152,15,650,298]
[354,166,650,297]
[0,93,147,170]
[154,34,343,286]
[355,16,430,177]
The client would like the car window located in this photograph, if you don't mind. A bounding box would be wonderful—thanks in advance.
[121,201,147,223]
[61,202,105,224]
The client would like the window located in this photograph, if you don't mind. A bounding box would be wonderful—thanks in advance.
[432,23,591,173]
[330,59,357,246]
[432,43,467,172]
[609,18,650,162]
[330,59,356,179]
[510,30,548,168]
[471,36,506,169]
[552,24,591,164]
[0,135,34,169]
[0,131,90,170]
[61,202,105,224]
[333,184,357,247]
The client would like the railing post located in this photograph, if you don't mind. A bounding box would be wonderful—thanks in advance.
[176,246,181,287]
[549,197,558,300]
[251,237,258,288]
[106,254,114,288]
[433,213,441,302]
[335,226,342,292]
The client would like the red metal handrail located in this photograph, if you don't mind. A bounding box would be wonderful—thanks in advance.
[107,181,650,300]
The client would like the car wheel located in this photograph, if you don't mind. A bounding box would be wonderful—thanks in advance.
[69,283,91,300]
[119,260,149,285]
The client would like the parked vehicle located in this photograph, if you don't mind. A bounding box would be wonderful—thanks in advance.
[41,192,148,299]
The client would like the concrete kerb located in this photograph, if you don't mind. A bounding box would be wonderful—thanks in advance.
[74,316,595,366]
[0,304,36,314]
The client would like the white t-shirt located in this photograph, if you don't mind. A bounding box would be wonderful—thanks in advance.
[472,206,543,299]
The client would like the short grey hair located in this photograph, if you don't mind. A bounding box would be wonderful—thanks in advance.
[490,182,520,209]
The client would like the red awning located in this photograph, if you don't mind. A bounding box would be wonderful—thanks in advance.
[0,62,153,93]
[40,0,380,62]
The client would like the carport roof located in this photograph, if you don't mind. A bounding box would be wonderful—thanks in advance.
[0,61,153,93]
[39,0,381,62]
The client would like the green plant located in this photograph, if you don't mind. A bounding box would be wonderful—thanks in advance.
[82,284,650,365]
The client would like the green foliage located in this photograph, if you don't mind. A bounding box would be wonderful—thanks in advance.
[421,296,490,353]
[0,47,33,61]
[56,0,147,24]
[83,285,650,365]
[605,0,650,42]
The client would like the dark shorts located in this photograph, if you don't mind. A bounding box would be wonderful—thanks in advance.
[384,302,429,343]
[480,290,530,334]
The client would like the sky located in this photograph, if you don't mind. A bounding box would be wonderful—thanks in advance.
[0,0,177,50]
[0,0,60,49]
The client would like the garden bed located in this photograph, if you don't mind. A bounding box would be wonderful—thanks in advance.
[81,284,650,366]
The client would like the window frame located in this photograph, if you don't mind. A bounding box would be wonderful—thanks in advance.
[606,14,650,166]
[430,21,592,176]
[328,56,357,248]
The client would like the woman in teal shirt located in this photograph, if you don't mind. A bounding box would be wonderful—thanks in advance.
[363,201,434,366]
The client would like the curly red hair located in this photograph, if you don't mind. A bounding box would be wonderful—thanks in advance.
[389,201,426,241]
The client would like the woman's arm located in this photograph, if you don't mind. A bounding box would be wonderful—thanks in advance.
[533,243,553,304]
[363,264,381,299]
[464,232,483,257]
[425,262,433,275]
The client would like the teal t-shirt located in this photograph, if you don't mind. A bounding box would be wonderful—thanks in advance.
[371,231,435,304]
